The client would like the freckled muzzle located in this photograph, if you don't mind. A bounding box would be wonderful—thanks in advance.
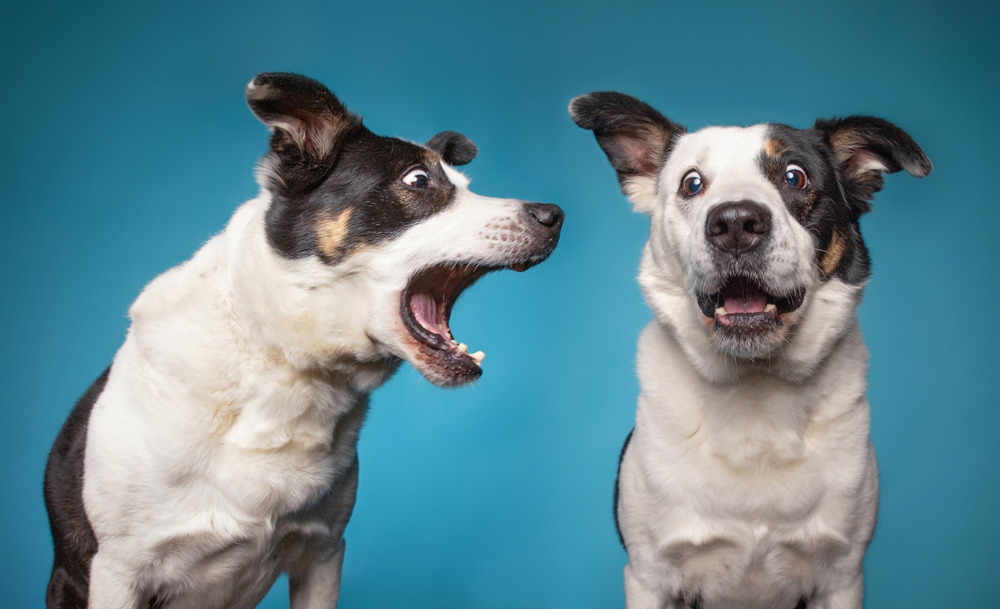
[400,202,563,387]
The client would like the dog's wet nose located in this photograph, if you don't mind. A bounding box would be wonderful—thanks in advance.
[706,201,771,256]
[525,203,565,230]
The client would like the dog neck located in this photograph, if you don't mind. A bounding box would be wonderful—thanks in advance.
[635,304,870,471]
[124,194,399,453]
[221,194,400,385]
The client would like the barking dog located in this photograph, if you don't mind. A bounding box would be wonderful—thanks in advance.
[44,73,563,609]
[571,92,929,609]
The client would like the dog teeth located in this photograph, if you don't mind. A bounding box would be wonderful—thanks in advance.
[764,303,777,313]
[457,343,468,353]
[469,351,485,365]
[715,307,728,316]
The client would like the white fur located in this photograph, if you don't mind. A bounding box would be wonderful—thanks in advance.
[618,126,877,608]
[82,164,541,608]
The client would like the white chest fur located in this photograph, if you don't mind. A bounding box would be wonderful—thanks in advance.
[619,322,878,608]
[80,199,395,606]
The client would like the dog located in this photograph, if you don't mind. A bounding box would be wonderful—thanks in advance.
[43,72,563,609]
[571,92,929,609]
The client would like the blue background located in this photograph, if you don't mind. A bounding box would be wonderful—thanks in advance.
[2,1,997,607]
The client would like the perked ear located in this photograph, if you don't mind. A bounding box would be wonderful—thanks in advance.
[426,131,477,166]
[814,116,931,215]
[569,91,686,214]
[246,72,360,193]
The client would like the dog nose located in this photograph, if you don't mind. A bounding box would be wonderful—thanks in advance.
[705,201,771,256]
[525,203,564,230]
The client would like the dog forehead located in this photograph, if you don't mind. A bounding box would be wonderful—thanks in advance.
[664,124,770,178]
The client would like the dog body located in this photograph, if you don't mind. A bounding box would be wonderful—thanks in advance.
[44,73,562,608]
[571,95,929,608]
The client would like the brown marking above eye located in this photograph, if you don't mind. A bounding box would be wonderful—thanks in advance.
[316,208,352,259]
[822,229,846,276]
[763,138,787,158]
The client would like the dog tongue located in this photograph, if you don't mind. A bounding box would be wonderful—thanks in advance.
[721,279,767,314]
[410,291,446,336]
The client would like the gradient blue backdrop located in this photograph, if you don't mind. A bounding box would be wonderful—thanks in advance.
[2,1,997,607]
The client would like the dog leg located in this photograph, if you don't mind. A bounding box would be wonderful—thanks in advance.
[88,552,144,609]
[808,574,863,609]
[287,454,360,609]
[624,562,673,609]
[289,538,346,609]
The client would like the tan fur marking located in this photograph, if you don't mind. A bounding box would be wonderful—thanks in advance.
[822,229,846,275]
[829,130,864,166]
[763,139,786,158]
[316,208,352,258]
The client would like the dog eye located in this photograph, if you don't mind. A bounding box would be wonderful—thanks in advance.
[682,171,703,196]
[402,169,430,189]
[784,165,808,189]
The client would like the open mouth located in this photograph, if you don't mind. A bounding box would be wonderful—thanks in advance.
[401,260,533,380]
[697,276,805,330]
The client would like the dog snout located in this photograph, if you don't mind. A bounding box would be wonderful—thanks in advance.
[706,201,771,257]
[525,203,565,231]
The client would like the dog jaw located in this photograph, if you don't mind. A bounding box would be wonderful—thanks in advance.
[373,168,562,388]
[228,167,561,389]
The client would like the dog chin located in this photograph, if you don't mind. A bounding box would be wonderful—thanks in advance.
[696,274,807,360]
[396,258,541,388]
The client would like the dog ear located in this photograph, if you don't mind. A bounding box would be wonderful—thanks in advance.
[570,92,686,214]
[814,116,931,216]
[426,131,477,166]
[246,72,361,193]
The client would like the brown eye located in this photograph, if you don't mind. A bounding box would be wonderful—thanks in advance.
[682,170,703,196]
[784,164,808,189]
[402,168,430,188]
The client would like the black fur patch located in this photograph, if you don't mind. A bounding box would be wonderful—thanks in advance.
[570,91,686,192]
[425,130,477,166]
[758,124,871,285]
[759,118,929,285]
[263,127,460,262]
[247,73,470,263]
[44,368,109,609]
[613,428,633,549]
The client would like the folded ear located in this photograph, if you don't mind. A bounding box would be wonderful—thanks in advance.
[246,72,361,193]
[570,92,685,214]
[426,130,477,166]
[814,116,931,215]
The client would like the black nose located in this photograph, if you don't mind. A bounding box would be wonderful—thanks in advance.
[705,201,771,256]
[526,203,564,230]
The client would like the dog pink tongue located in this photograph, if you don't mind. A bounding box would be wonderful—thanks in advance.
[722,281,767,313]
[410,291,446,336]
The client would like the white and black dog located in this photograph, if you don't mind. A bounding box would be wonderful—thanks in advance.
[43,73,563,609]
[571,93,929,609]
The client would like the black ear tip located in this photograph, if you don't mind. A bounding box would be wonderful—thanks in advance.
[568,94,589,118]
[569,93,606,129]
[246,72,293,102]
[245,75,271,101]
[426,130,477,166]
[245,72,331,101]
[911,155,933,178]
[569,91,666,132]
